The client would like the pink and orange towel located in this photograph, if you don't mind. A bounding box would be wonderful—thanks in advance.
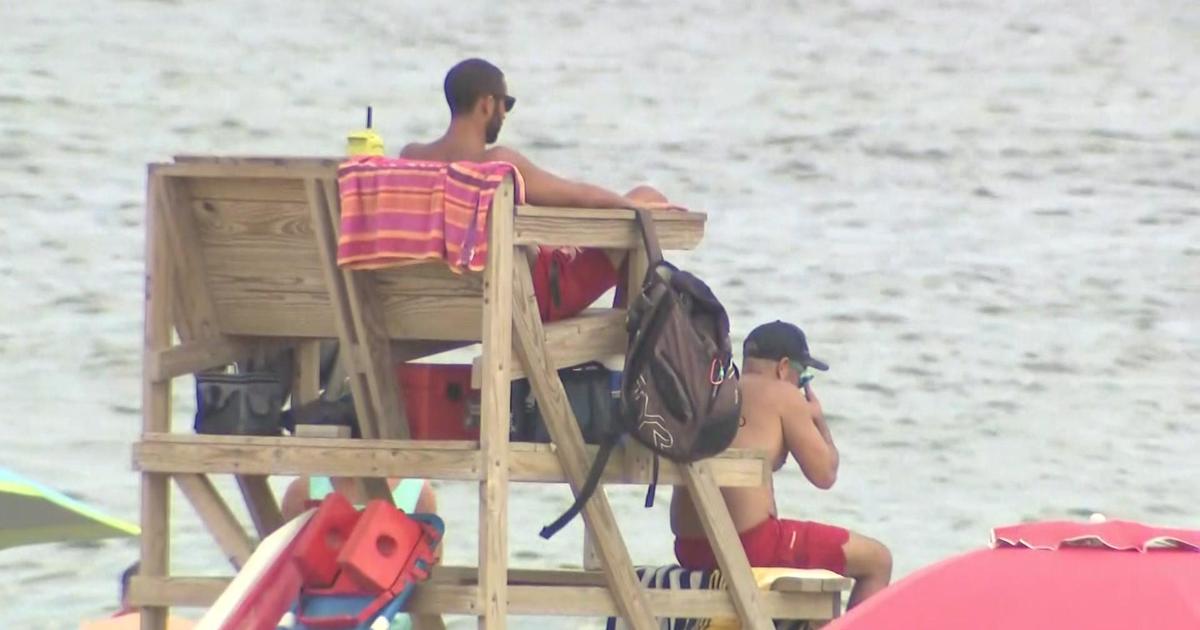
[336,156,526,273]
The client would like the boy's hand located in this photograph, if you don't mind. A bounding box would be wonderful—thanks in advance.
[804,384,824,420]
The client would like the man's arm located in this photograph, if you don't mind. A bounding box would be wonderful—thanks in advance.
[487,146,642,210]
[780,384,839,489]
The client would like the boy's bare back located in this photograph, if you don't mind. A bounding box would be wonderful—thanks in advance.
[671,372,835,537]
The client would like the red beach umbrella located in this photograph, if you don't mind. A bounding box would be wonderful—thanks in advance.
[827,519,1200,630]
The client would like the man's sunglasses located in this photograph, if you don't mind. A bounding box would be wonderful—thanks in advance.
[498,94,516,111]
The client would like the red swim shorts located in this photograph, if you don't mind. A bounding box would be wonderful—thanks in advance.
[674,516,849,574]
[530,247,620,322]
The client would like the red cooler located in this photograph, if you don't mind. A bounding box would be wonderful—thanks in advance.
[395,364,479,440]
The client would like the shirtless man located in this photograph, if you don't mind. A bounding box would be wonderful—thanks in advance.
[402,58,669,320]
[671,320,892,608]
[400,58,666,211]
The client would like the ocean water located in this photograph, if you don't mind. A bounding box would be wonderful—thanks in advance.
[1,0,1197,627]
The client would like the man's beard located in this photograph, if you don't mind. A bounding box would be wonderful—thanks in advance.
[485,113,503,144]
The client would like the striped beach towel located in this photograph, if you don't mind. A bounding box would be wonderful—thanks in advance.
[604,566,811,630]
[336,157,526,273]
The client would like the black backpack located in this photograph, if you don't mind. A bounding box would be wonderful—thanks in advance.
[540,209,741,538]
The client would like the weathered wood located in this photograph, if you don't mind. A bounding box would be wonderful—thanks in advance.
[141,170,172,630]
[683,462,774,630]
[509,259,656,630]
[235,475,283,538]
[156,174,222,341]
[187,176,307,203]
[470,308,626,388]
[477,177,515,629]
[132,434,768,485]
[130,575,842,620]
[156,159,336,180]
[147,335,274,382]
[174,474,254,568]
[293,340,322,403]
[513,207,705,250]
[391,339,475,363]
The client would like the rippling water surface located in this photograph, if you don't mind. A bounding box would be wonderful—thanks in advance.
[1,1,1198,627]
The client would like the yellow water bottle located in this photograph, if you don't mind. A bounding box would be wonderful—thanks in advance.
[346,106,385,156]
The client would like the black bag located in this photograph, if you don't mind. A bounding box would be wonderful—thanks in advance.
[511,362,620,445]
[540,209,741,538]
[194,370,286,436]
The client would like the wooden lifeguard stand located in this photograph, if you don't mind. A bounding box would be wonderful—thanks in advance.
[130,156,849,629]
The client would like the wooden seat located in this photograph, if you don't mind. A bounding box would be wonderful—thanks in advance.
[129,156,844,630]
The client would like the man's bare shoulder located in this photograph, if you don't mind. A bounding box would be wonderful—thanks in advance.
[398,141,429,159]
[483,145,529,164]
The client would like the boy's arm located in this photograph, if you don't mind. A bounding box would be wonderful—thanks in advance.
[780,385,839,489]
[488,146,647,210]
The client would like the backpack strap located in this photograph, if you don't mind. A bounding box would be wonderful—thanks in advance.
[539,431,621,539]
[643,453,660,508]
[634,208,664,266]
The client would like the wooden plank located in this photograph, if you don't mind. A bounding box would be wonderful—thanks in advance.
[156,175,221,341]
[128,576,229,608]
[129,576,840,620]
[516,205,706,222]
[235,475,283,538]
[187,176,307,203]
[141,170,172,630]
[293,340,322,403]
[513,208,705,250]
[506,586,836,619]
[213,296,482,340]
[683,462,773,630]
[469,308,626,388]
[509,260,656,630]
[174,473,254,568]
[132,434,768,486]
[769,569,855,594]
[477,177,515,630]
[391,340,474,363]
[155,159,336,180]
[147,335,274,382]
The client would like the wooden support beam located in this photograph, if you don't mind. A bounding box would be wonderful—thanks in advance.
[140,169,172,630]
[477,177,515,629]
[320,179,411,442]
[174,474,254,568]
[293,340,323,403]
[509,259,656,630]
[683,462,774,630]
[469,308,626,388]
[132,434,768,486]
[146,335,267,382]
[129,575,844,620]
[304,178,391,503]
[235,475,283,538]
